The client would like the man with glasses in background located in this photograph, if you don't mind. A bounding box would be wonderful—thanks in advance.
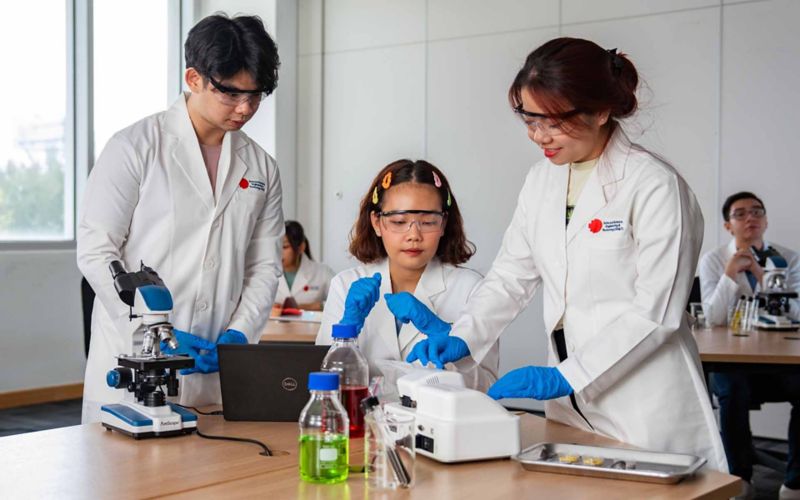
[699,191,800,499]
[77,14,284,423]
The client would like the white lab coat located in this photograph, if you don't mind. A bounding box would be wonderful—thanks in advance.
[452,128,728,471]
[699,239,800,326]
[274,255,335,305]
[77,94,284,423]
[316,258,499,391]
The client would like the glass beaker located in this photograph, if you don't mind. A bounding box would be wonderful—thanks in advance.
[364,412,415,490]
[689,302,709,329]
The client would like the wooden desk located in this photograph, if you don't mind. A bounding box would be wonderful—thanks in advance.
[693,326,800,366]
[0,411,740,499]
[261,319,319,343]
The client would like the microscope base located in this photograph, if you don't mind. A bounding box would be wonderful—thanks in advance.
[755,314,800,332]
[101,401,197,439]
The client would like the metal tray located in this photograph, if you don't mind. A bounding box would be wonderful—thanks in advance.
[515,442,706,484]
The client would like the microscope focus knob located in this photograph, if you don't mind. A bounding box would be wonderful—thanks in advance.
[106,368,132,388]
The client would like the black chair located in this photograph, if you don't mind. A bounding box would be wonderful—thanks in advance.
[687,276,701,312]
[80,277,95,358]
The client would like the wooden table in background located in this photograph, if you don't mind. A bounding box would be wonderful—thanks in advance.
[0,411,741,499]
[693,326,800,369]
[260,319,319,343]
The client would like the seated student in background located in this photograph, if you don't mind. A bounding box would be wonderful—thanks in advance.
[699,191,800,326]
[316,159,498,391]
[273,220,335,312]
[698,191,800,499]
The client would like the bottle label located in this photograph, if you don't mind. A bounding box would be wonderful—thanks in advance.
[319,447,337,462]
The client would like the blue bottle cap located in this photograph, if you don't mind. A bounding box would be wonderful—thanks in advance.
[331,323,358,339]
[308,372,339,391]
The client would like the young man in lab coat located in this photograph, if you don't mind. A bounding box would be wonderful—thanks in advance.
[77,14,284,423]
[699,192,800,498]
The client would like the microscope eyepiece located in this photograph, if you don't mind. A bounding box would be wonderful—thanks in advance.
[109,260,127,278]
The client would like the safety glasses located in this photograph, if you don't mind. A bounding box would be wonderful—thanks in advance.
[513,105,583,137]
[207,75,267,107]
[729,207,766,220]
[377,210,446,234]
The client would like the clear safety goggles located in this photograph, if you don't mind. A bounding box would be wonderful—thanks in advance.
[513,105,583,137]
[207,75,267,107]
[378,210,446,234]
[729,207,766,220]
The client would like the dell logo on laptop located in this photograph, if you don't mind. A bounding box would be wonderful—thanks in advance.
[282,377,298,391]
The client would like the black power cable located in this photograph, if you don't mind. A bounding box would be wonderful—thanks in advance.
[175,404,273,456]
[175,404,223,416]
[195,428,273,457]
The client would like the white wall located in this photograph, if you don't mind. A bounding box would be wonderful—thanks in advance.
[0,251,85,391]
[297,0,800,419]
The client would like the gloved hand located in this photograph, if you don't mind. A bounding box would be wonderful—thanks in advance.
[384,292,452,338]
[161,329,216,357]
[406,336,470,369]
[182,329,248,375]
[341,273,382,333]
[487,366,573,400]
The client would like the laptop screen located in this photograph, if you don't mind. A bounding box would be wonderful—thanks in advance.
[218,342,330,422]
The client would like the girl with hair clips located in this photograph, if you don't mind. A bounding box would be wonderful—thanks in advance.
[399,38,728,471]
[316,160,499,391]
[273,220,334,311]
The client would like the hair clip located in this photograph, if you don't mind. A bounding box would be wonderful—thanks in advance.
[381,172,392,189]
[372,186,379,205]
[432,171,442,188]
[607,48,623,76]
[446,190,452,207]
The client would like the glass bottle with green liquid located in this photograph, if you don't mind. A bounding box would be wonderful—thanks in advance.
[298,372,350,484]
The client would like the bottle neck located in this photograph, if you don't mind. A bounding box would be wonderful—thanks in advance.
[332,337,357,346]
[310,389,339,398]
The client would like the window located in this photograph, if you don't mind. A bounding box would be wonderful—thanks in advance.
[0,1,178,244]
[0,1,70,241]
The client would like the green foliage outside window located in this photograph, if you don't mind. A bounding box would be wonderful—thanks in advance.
[0,152,65,238]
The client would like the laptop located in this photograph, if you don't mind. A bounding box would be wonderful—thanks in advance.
[218,342,330,421]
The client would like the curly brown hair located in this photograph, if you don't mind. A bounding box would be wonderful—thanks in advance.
[349,159,475,265]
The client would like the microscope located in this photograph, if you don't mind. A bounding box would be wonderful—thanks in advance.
[100,260,198,438]
[753,248,800,331]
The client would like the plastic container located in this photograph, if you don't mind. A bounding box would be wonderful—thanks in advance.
[298,372,350,484]
[322,324,370,438]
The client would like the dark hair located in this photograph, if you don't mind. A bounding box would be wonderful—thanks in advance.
[285,220,312,259]
[509,37,639,132]
[349,159,475,265]
[185,14,280,95]
[722,192,766,222]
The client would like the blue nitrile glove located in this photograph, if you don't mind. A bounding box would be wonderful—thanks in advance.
[384,292,452,338]
[160,329,216,375]
[487,366,573,401]
[406,336,470,369]
[181,329,248,375]
[341,273,382,333]
[161,329,216,357]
